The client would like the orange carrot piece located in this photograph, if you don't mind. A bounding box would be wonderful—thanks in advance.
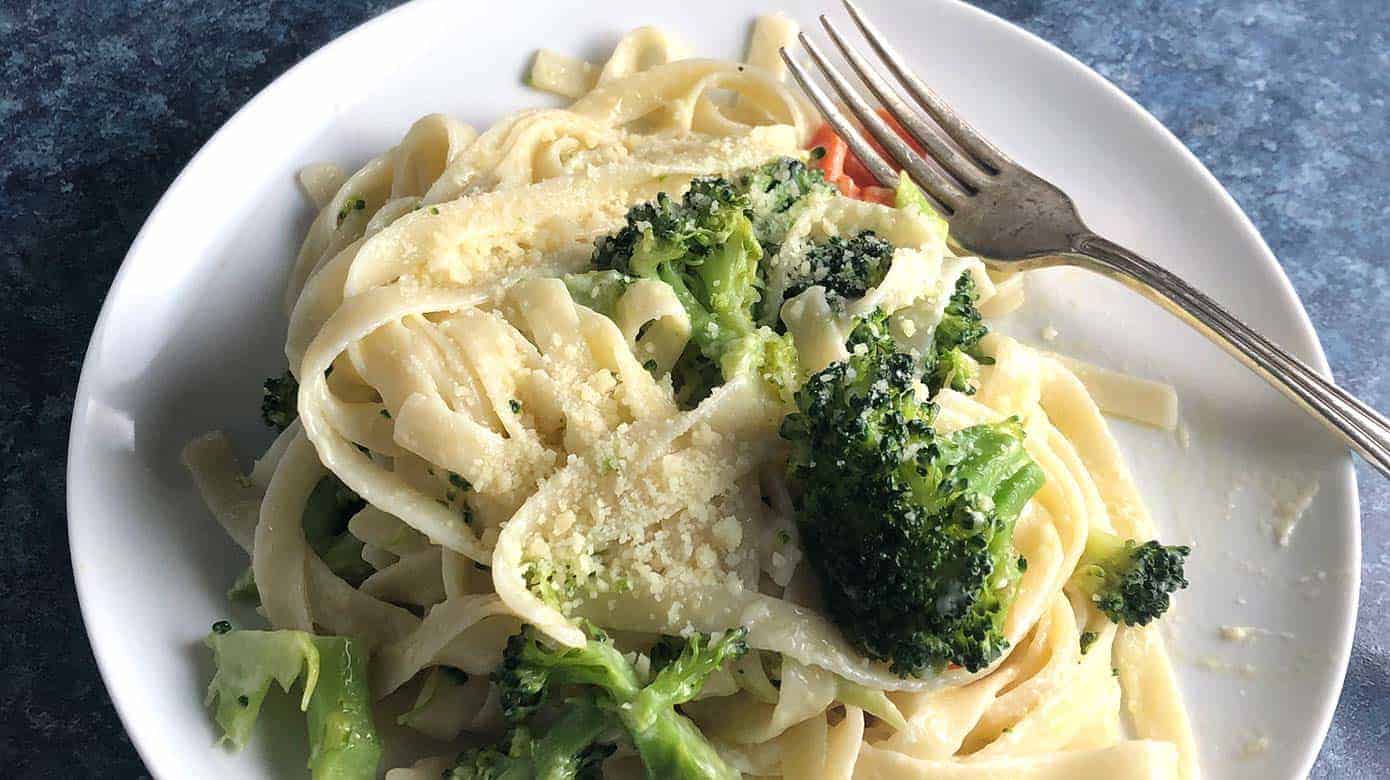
[807,116,925,203]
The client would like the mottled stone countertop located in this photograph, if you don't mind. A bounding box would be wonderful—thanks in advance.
[1,0,1385,776]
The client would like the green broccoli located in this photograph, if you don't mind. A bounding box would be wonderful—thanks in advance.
[495,624,640,724]
[494,624,747,780]
[301,476,374,585]
[668,346,726,409]
[228,475,373,606]
[738,156,835,252]
[740,155,838,326]
[923,273,993,396]
[1079,630,1099,653]
[563,270,633,319]
[448,701,614,780]
[262,370,299,431]
[1068,529,1190,626]
[592,176,797,406]
[780,311,1045,676]
[783,230,896,304]
[300,475,365,544]
[204,627,381,779]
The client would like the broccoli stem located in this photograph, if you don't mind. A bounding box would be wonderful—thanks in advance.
[204,629,382,779]
[529,701,614,780]
[620,631,748,779]
[833,679,908,732]
[648,225,764,383]
[305,637,382,780]
[1077,529,1130,580]
[625,704,736,780]
[1070,530,1130,614]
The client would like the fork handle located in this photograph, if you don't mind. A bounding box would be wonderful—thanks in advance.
[1071,233,1390,477]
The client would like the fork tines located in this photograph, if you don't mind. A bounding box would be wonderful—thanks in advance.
[780,0,1012,216]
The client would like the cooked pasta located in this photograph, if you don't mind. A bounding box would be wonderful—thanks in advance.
[185,14,1197,780]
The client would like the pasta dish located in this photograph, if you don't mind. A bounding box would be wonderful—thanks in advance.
[183,15,1198,779]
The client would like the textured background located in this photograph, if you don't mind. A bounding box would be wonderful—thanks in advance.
[1,0,1385,776]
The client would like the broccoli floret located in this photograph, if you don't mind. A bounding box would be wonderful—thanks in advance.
[784,231,895,303]
[227,474,372,606]
[780,311,1045,676]
[448,701,614,780]
[923,273,992,396]
[494,624,747,780]
[592,176,797,406]
[593,177,752,286]
[738,156,834,252]
[1079,630,1099,653]
[261,370,299,431]
[303,474,373,586]
[301,474,365,542]
[495,624,641,723]
[739,156,837,326]
[1068,529,1190,626]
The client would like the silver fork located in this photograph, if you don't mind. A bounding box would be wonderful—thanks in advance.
[782,0,1390,478]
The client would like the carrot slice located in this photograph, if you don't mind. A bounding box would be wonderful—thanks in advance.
[809,124,848,182]
[809,123,863,198]
[841,147,879,189]
[808,111,928,201]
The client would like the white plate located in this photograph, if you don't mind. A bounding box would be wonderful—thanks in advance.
[66,0,1358,777]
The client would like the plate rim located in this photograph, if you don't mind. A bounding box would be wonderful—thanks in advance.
[65,0,1360,776]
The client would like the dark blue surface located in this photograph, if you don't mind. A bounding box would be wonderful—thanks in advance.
[1,0,1384,776]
